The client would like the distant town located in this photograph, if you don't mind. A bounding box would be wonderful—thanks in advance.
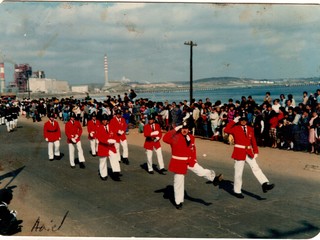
[0,62,319,99]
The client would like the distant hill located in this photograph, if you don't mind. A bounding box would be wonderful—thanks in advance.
[172,76,320,86]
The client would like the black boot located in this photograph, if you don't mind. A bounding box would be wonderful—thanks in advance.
[122,158,129,165]
[113,172,121,181]
[262,182,275,193]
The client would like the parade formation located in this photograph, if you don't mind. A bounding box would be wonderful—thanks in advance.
[2,88,320,236]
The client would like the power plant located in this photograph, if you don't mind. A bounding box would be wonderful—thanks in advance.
[9,64,33,92]
[0,54,127,96]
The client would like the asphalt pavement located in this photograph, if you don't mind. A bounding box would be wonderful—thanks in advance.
[0,117,319,239]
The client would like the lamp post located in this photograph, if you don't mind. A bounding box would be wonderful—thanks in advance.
[184,40,197,104]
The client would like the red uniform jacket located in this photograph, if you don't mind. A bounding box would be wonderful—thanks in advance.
[87,119,101,139]
[43,120,61,142]
[109,116,127,142]
[96,124,117,157]
[143,123,162,150]
[224,120,258,160]
[65,120,83,144]
[163,129,197,174]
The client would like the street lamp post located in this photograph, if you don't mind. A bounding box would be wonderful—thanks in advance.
[184,40,197,104]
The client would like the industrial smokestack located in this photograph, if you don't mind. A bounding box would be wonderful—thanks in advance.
[0,63,5,93]
[102,54,110,91]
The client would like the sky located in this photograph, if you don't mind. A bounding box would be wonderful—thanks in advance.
[0,1,320,87]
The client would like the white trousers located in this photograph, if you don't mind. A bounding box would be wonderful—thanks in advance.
[146,147,164,171]
[0,117,5,125]
[115,140,129,160]
[89,138,99,155]
[48,140,60,159]
[68,141,85,166]
[5,120,14,132]
[13,119,18,128]
[173,163,216,205]
[233,156,269,194]
[99,151,120,177]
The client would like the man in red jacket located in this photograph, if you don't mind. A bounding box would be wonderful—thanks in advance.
[87,112,100,157]
[65,112,86,169]
[109,109,129,165]
[96,114,121,181]
[163,121,223,210]
[43,112,63,161]
[143,114,166,174]
[224,113,275,198]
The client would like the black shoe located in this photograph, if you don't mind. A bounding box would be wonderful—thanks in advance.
[262,182,275,193]
[159,168,167,175]
[113,172,121,181]
[100,176,108,181]
[71,165,76,169]
[54,154,62,160]
[79,162,86,169]
[49,158,54,161]
[148,170,154,174]
[212,174,223,186]
[176,203,183,210]
[122,158,129,165]
[234,192,244,198]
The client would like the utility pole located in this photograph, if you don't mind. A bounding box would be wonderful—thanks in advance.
[184,41,197,104]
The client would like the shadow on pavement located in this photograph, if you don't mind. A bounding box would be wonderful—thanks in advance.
[155,185,212,207]
[0,166,26,188]
[246,220,320,238]
[0,166,26,236]
[216,179,267,200]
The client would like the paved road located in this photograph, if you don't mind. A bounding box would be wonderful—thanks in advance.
[0,117,319,238]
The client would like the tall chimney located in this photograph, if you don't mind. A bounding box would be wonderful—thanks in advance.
[102,54,110,90]
[0,63,5,93]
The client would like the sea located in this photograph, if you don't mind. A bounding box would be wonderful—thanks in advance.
[97,84,319,106]
[94,84,320,104]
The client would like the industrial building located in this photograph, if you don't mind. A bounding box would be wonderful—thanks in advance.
[9,64,33,92]
[71,85,89,93]
[29,77,70,94]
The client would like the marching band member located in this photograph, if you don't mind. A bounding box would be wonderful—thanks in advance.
[43,112,63,161]
[163,120,222,210]
[224,113,275,198]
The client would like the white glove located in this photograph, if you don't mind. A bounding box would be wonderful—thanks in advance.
[154,137,160,142]
[174,125,183,131]
[150,130,159,136]
[59,137,61,140]
[254,153,258,159]
[10,210,17,217]
[75,134,79,139]
[234,116,241,123]
[90,132,94,137]
[186,135,191,141]
[71,138,77,143]
[107,139,116,144]
[45,138,48,142]
[118,130,124,135]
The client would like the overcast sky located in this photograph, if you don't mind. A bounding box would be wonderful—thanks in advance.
[0,2,320,86]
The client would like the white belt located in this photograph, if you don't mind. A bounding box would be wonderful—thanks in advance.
[172,155,188,160]
[234,144,251,149]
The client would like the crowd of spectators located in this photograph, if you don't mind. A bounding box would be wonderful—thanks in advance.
[4,88,320,154]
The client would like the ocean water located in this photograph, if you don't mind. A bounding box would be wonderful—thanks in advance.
[133,84,319,105]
